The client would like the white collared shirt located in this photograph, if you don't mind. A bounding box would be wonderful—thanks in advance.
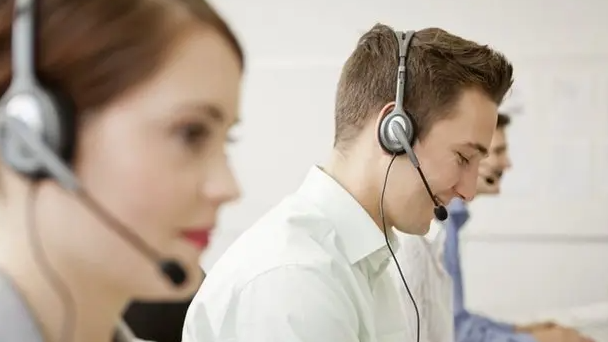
[183,166,409,342]
[390,228,454,342]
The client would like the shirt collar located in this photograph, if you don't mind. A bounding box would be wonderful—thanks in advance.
[365,232,399,278]
[295,166,397,266]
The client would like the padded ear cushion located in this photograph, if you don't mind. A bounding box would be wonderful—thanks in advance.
[403,110,417,144]
[38,77,77,167]
[17,81,77,180]
[48,86,77,165]
[377,110,417,155]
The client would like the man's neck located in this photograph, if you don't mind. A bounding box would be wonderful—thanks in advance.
[324,149,387,230]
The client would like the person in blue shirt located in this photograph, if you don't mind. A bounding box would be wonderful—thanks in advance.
[443,113,594,342]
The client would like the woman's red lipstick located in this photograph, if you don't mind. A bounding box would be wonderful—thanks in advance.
[182,229,213,249]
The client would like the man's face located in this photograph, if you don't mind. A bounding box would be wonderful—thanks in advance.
[381,88,498,235]
[476,127,512,195]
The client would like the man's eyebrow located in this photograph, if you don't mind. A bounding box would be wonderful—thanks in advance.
[464,142,489,157]
[492,144,507,153]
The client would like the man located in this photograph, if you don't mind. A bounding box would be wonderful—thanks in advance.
[442,114,595,342]
[182,23,513,342]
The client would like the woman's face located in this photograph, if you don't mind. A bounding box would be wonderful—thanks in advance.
[39,28,242,299]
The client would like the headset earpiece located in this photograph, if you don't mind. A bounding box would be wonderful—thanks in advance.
[0,84,73,179]
[376,30,417,158]
[0,0,75,180]
[378,108,416,155]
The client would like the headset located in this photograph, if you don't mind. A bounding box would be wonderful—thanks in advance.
[376,30,449,342]
[377,30,448,222]
[0,0,187,288]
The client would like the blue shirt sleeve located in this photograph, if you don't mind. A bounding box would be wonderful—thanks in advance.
[468,313,515,331]
[443,199,538,342]
[456,311,537,342]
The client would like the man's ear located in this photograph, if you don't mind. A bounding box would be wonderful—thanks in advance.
[374,101,396,133]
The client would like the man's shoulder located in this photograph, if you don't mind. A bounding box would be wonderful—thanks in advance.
[201,196,346,294]
[191,254,351,327]
[185,262,360,342]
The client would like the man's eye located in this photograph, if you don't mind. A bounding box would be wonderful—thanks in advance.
[456,153,470,166]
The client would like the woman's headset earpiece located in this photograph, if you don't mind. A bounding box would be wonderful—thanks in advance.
[0,0,76,181]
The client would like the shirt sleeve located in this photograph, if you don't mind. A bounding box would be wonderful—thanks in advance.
[468,312,518,331]
[456,311,537,342]
[234,265,360,342]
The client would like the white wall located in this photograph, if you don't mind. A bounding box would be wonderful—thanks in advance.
[204,0,608,336]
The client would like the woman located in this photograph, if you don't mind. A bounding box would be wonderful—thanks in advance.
[0,0,244,341]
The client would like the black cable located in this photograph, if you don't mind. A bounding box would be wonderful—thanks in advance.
[76,189,157,260]
[25,184,76,342]
[380,153,420,342]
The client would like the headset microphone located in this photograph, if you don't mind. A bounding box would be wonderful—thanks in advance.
[433,202,448,221]
[1,117,188,287]
[388,121,448,221]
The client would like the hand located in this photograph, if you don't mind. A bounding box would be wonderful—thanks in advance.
[475,163,500,195]
[531,326,596,342]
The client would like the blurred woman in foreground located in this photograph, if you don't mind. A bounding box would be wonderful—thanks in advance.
[0,0,244,340]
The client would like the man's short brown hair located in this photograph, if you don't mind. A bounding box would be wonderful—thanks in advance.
[334,24,514,150]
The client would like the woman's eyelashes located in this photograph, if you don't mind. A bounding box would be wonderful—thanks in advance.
[178,122,210,151]
[176,122,238,152]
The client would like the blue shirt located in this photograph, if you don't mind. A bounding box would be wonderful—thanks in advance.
[443,199,536,342]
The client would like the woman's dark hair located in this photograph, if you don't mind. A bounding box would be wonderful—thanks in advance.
[0,0,244,116]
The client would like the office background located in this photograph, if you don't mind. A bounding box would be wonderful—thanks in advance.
[202,0,608,339]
